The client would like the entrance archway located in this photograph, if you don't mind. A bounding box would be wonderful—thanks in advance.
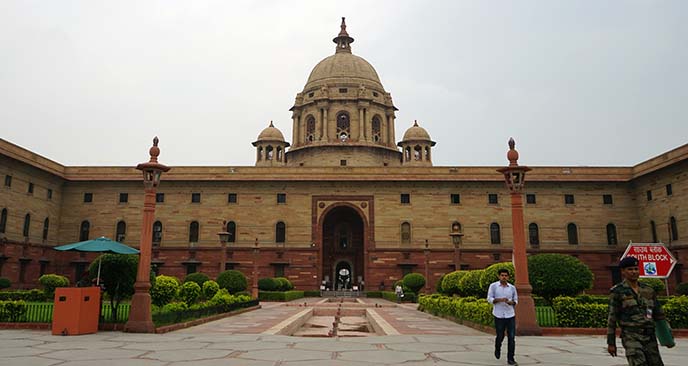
[321,205,365,290]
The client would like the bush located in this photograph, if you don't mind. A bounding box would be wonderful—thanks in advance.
[0,289,47,302]
[676,282,688,296]
[365,291,382,298]
[663,295,688,328]
[402,273,426,294]
[210,289,239,305]
[575,294,608,305]
[0,300,28,321]
[150,275,180,306]
[382,290,417,303]
[184,272,210,288]
[304,290,321,297]
[38,274,70,298]
[528,254,594,302]
[639,278,666,294]
[435,274,446,294]
[0,277,10,290]
[217,270,248,294]
[202,280,220,299]
[88,254,138,322]
[258,278,279,291]
[418,294,493,326]
[479,263,515,295]
[459,270,485,298]
[179,281,202,305]
[441,271,468,296]
[551,296,607,328]
[161,301,188,313]
[275,277,294,291]
[259,290,305,302]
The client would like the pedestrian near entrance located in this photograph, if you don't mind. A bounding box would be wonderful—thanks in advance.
[607,256,674,365]
[395,284,404,303]
[487,268,518,365]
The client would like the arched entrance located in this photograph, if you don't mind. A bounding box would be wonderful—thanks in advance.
[321,205,365,290]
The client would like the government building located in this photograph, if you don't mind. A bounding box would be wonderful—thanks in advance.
[1,19,686,294]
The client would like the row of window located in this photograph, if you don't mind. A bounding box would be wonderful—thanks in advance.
[647,184,673,201]
[4,175,53,199]
[404,193,617,205]
[84,192,284,204]
[1,208,679,245]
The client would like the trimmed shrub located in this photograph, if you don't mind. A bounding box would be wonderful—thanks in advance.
[184,272,210,288]
[217,270,248,294]
[382,290,417,303]
[551,296,607,328]
[441,271,468,296]
[258,278,279,291]
[150,275,180,306]
[575,294,608,305]
[459,270,485,298]
[639,278,666,294]
[304,290,321,297]
[479,263,515,294]
[402,273,426,294]
[0,277,11,290]
[418,294,493,326]
[38,274,69,298]
[179,281,202,305]
[202,280,220,299]
[435,274,445,294]
[528,254,594,302]
[0,289,47,302]
[663,295,688,328]
[0,300,28,321]
[259,290,305,302]
[161,301,188,313]
[365,291,382,298]
[275,277,294,291]
[676,282,688,296]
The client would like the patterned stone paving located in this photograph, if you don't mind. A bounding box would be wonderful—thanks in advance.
[0,298,684,365]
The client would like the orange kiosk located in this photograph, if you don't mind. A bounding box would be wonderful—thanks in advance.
[52,287,101,335]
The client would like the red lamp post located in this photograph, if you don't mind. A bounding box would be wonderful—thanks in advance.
[218,222,230,275]
[450,223,464,270]
[496,138,542,336]
[125,137,170,333]
[252,238,260,299]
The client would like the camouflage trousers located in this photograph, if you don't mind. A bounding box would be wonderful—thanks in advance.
[621,329,664,366]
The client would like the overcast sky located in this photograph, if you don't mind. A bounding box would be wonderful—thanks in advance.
[1,1,686,167]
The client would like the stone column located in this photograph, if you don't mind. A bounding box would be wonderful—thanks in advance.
[365,109,372,142]
[358,108,365,141]
[322,108,328,142]
[292,115,299,147]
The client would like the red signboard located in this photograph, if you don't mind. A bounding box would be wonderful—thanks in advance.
[621,243,677,278]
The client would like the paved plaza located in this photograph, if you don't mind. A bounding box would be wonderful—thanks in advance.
[1,299,684,365]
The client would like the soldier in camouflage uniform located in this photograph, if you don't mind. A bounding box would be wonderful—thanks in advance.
[607,256,668,366]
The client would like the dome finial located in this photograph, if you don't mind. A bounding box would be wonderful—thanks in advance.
[413,120,419,127]
[269,120,274,127]
[333,17,354,54]
[507,137,519,166]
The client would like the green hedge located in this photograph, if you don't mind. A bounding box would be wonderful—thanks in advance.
[418,294,493,326]
[0,289,48,302]
[663,295,688,328]
[365,291,382,298]
[303,290,321,297]
[551,296,607,328]
[258,291,305,302]
[0,300,28,321]
[0,277,10,290]
[152,298,257,327]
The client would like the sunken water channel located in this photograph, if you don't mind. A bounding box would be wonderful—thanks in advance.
[266,298,399,337]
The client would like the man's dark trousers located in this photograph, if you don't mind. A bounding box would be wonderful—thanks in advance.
[494,316,515,362]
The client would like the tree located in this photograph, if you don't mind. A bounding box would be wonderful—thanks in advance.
[88,254,138,321]
[527,253,593,302]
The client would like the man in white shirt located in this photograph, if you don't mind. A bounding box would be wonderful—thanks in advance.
[487,268,518,365]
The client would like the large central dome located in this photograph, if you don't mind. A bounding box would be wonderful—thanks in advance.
[305,53,383,90]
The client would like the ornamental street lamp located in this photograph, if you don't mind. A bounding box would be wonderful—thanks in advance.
[449,225,464,270]
[424,239,430,293]
[125,137,170,333]
[218,222,230,274]
[496,138,541,336]
[252,238,260,299]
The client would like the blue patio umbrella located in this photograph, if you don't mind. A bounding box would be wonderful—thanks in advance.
[54,236,139,285]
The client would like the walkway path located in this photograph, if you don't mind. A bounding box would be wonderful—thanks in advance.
[1,298,685,365]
